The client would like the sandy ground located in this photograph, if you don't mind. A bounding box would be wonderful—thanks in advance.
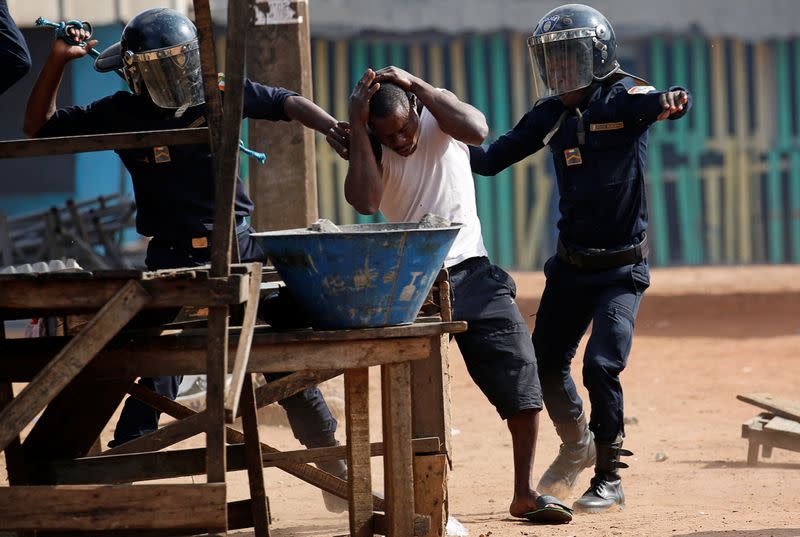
[4,265,800,536]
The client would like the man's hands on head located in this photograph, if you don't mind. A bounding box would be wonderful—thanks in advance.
[373,66,417,91]
[349,69,381,126]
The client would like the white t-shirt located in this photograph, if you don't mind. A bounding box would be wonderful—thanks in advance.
[379,106,488,267]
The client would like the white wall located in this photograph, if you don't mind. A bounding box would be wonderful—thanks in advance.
[9,0,189,27]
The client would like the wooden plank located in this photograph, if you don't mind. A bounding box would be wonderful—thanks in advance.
[254,369,343,409]
[346,367,373,537]
[127,382,386,511]
[103,411,208,456]
[0,280,149,451]
[0,484,226,531]
[33,445,245,485]
[0,128,209,159]
[0,381,26,485]
[38,437,443,485]
[438,280,452,322]
[411,335,453,461]
[764,415,800,435]
[226,264,262,422]
[373,512,431,537]
[413,454,448,537]
[381,362,415,537]
[240,374,270,537]
[0,333,444,380]
[0,274,248,316]
[206,305,229,485]
[208,0,248,278]
[737,393,800,422]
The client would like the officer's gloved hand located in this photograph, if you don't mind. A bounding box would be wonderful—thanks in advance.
[258,286,313,330]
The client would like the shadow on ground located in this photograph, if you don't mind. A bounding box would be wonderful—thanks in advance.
[673,529,800,537]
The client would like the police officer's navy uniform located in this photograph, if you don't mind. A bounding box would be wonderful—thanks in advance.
[471,76,690,439]
[37,81,339,450]
[471,75,691,509]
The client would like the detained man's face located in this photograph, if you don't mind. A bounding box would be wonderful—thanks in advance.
[369,100,421,157]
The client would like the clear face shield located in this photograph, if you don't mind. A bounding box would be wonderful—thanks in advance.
[124,39,205,110]
[527,29,596,99]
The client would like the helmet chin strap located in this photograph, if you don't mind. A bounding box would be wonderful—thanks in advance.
[543,109,568,146]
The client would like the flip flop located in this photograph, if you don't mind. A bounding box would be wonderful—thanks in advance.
[521,494,573,524]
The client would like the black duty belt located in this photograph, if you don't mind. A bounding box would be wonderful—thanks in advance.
[152,217,250,250]
[557,233,648,271]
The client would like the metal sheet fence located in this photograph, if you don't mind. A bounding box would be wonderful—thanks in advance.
[310,33,800,269]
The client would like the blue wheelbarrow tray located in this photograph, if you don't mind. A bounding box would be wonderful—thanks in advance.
[251,222,462,329]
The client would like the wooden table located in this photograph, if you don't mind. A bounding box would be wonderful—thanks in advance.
[0,264,263,535]
[0,268,465,536]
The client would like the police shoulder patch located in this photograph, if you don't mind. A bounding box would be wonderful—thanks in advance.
[627,85,657,95]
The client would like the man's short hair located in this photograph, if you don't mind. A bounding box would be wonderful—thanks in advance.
[369,82,411,119]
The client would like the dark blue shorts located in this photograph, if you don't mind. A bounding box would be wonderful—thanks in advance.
[449,257,542,419]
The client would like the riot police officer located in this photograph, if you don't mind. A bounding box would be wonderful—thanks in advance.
[24,7,348,511]
[470,3,691,513]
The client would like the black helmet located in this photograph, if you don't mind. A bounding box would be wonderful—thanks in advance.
[527,3,620,98]
[95,8,204,110]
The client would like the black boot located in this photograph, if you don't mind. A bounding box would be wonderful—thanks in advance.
[572,434,632,513]
[537,412,596,499]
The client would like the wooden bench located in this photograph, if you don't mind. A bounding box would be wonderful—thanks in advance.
[737,393,800,465]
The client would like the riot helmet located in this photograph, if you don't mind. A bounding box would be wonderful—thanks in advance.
[95,8,204,110]
[527,4,619,99]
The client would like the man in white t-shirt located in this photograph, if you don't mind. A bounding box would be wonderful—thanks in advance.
[327,66,573,524]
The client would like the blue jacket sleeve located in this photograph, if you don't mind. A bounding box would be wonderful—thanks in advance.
[242,79,299,121]
[35,94,125,137]
[0,0,32,95]
[602,80,693,129]
[469,100,557,176]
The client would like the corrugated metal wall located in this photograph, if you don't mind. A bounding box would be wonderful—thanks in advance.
[4,24,798,269]
[310,33,800,268]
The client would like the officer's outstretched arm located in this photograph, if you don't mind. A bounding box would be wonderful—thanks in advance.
[24,27,96,137]
[283,95,338,137]
[615,85,692,130]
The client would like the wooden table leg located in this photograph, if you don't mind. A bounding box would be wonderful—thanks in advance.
[241,373,270,537]
[381,362,415,537]
[345,367,373,537]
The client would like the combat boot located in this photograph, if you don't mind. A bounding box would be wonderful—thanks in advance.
[537,412,596,499]
[572,434,632,513]
[316,450,349,513]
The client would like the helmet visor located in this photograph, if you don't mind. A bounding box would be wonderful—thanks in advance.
[527,30,595,99]
[133,39,205,109]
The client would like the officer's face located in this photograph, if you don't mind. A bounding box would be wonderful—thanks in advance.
[369,101,421,157]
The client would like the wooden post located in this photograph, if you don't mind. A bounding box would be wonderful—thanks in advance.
[345,367,373,537]
[413,454,448,537]
[247,0,319,230]
[381,362,415,537]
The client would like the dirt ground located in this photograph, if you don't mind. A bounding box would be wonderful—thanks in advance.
[4,265,800,536]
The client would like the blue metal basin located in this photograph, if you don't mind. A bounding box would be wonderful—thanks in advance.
[251,223,461,329]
